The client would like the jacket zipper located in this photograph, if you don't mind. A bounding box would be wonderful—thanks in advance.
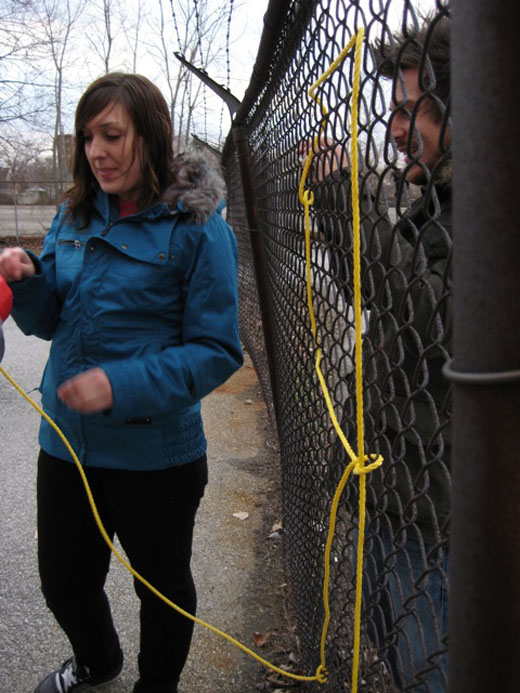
[58,239,84,249]
[101,222,115,236]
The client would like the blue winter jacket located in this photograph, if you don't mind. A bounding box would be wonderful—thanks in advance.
[10,157,243,470]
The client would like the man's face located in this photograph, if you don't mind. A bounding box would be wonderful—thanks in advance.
[390,67,449,185]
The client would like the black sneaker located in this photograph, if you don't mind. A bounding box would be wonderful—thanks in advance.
[34,653,123,692]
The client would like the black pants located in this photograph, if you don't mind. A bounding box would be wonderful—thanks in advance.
[37,450,208,693]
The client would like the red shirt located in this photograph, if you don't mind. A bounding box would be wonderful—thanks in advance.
[118,198,138,218]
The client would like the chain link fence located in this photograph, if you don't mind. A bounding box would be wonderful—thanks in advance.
[222,1,451,690]
[0,180,66,242]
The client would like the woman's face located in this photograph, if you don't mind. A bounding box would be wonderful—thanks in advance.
[83,101,143,201]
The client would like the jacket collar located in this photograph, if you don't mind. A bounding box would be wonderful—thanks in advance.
[92,152,225,225]
[161,152,225,224]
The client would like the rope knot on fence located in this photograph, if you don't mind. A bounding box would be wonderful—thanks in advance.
[353,453,384,475]
[315,664,329,683]
[301,189,314,206]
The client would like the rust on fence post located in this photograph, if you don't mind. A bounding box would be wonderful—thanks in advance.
[450,1,520,690]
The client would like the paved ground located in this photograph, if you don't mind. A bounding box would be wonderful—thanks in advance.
[0,319,296,693]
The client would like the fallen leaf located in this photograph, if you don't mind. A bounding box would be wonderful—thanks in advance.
[232,511,249,520]
[253,630,271,647]
[266,673,297,688]
[271,521,283,532]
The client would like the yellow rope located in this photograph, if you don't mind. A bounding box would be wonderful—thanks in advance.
[298,27,383,692]
[0,363,324,684]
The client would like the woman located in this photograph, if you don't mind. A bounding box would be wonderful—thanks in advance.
[0,73,242,693]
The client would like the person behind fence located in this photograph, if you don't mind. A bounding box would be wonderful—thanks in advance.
[362,14,452,692]
[0,72,242,693]
[307,12,451,691]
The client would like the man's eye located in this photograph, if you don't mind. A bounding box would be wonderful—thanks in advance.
[393,106,411,119]
[106,134,121,141]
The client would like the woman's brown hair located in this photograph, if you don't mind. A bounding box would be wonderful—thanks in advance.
[65,72,174,227]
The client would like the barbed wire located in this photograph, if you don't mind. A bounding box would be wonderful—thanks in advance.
[218,0,235,146]
[193,0,209,144]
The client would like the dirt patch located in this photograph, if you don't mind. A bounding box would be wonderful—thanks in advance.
[201,355,304,692]
[216,362,258,394]
[0,235,45,254]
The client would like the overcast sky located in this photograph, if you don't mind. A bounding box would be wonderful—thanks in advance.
[2,0,441,154]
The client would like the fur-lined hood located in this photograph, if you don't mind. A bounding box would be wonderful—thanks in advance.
[161,152,226,224]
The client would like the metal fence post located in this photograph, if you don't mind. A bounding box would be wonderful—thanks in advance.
[231,125,282,432]
[13,186,19,244]
[9,170,20,243]
[449,2,520,690]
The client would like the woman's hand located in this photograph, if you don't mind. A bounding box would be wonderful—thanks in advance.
[0,247,36,281]
[58,368,114,414]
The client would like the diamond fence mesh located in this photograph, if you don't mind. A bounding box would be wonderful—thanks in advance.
[222,1,451,690]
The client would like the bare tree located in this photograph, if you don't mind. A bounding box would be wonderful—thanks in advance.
[0,136,49,197]
[0,0,54,137]
[146,0,232,148]
[85,0,117,74]
[0,0,251,175]
[120,0,146,73]
[33,0,86,195]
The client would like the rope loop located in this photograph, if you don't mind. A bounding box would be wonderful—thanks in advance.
[302,188,314,206]
[316,664,329,683]
[353,453,384,475]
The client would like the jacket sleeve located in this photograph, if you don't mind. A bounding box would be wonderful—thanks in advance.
[8,208,63,340]
[102,212,243,418]
[313,170,451,344]
[371,192,453,354]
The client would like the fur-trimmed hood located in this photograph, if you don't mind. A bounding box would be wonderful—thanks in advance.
[162,152,226,224]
